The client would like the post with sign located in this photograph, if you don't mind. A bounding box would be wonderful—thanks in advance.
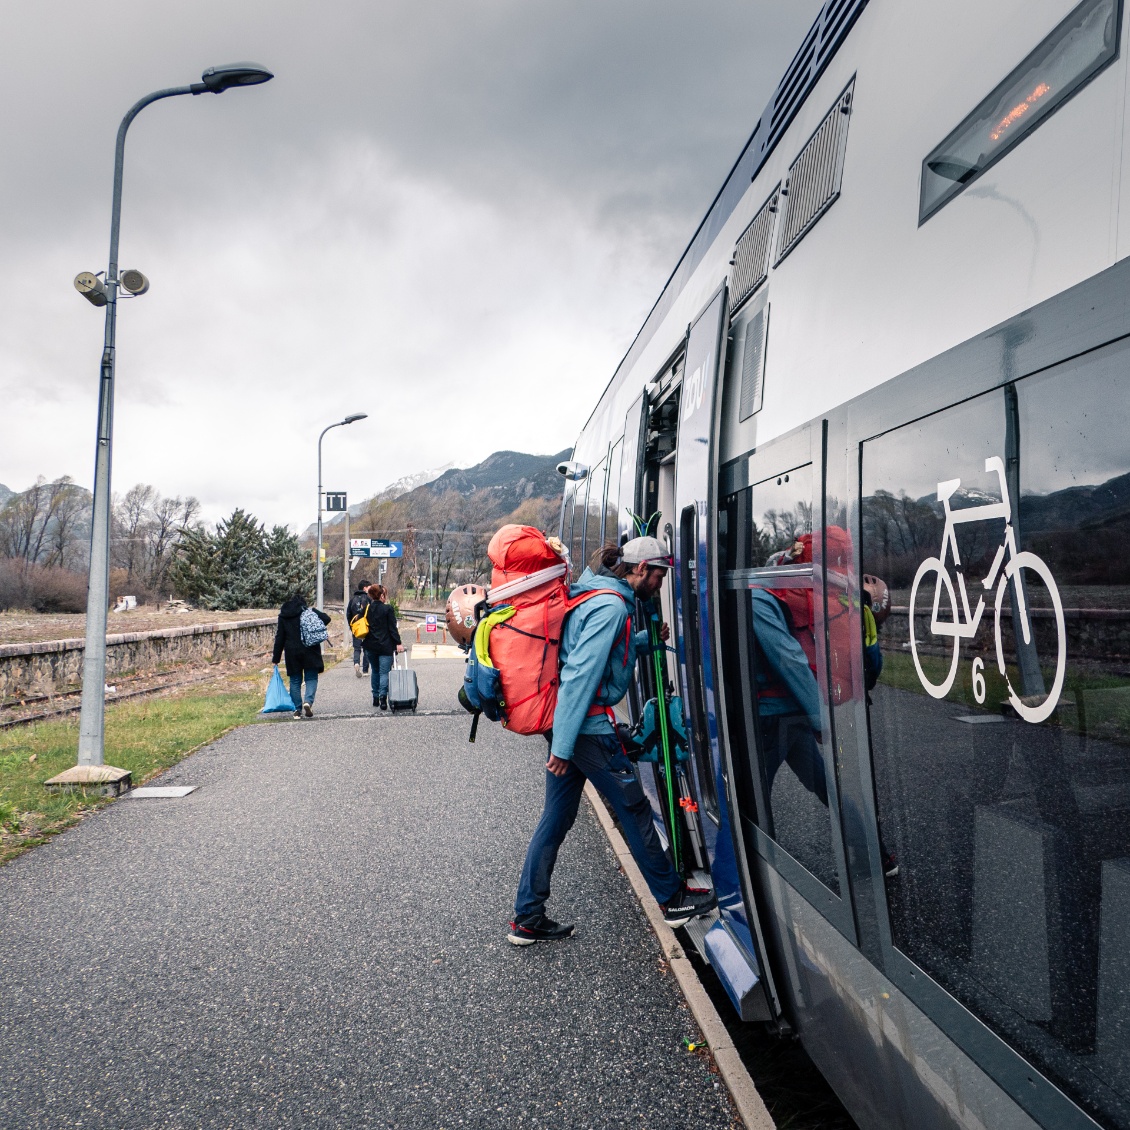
[343,505,350,647]
[326,491,348,643]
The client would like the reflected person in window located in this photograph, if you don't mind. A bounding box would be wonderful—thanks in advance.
[750,531,835,805]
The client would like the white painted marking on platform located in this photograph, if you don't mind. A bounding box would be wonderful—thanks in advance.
[954,715,1006,724]
[130,786,198,798]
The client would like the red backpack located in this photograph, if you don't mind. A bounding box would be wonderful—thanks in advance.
[473,525,623,735]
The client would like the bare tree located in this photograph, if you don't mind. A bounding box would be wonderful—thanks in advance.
[44,479,88,570]
[114,483,157,584]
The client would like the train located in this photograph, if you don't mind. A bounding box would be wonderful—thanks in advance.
[556,1,1130,1127]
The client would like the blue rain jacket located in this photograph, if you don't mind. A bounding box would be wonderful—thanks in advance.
[750,587,822,731]
[550,567,651,760]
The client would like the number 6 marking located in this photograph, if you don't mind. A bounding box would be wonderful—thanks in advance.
[972,656,986,705]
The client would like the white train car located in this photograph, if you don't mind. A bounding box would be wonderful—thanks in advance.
[560,1,1130,1127]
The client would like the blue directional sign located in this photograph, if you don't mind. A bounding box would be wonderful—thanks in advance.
[349,539,404,559]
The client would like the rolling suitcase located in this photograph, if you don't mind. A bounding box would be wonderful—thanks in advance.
[387,651,418,712]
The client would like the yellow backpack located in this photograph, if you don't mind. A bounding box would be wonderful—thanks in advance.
[350,604,371,640]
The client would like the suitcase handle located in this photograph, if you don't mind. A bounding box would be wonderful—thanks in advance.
[394,649,409,670]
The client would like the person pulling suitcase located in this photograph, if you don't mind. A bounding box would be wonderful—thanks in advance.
[360,584,403,710]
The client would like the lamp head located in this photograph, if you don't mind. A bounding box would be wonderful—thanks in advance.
[197,62,274,94]
[343,414,368,425]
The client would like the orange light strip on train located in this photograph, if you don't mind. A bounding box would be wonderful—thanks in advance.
[989,82,1052,142]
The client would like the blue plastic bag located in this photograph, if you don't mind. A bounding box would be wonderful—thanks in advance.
[261,665,295,713]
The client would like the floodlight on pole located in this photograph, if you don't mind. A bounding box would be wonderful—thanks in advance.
[317,414,368,612]
[58,64,274,791]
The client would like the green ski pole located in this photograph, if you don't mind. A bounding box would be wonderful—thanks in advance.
[649,600,682,874]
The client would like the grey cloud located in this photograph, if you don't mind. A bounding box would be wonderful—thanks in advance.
[1,0,822,527]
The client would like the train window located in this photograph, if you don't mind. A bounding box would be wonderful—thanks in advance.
[569,476,588,576]
[560,483,575,547]
[605,441,623,544]
[862,339,1130,1125]
[583,459,607,569]
[920,0,1120,222]
[718,464,840,893]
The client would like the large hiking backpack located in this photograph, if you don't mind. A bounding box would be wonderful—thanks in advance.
[458,525,624,740]
[299,606,329,647]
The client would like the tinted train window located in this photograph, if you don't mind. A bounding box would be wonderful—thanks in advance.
[583,460,607,569]
[862,340,1130,1126]
[606,441,623,544]
[560,486,575,548]
[719,465,839,893]
[569,478,587,577]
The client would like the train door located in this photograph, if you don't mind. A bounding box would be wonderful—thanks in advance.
[715,417,858,1027]
[671,287,775,1020]
[633,364,682,847]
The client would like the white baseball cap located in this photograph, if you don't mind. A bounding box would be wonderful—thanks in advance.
[621,536,673,569]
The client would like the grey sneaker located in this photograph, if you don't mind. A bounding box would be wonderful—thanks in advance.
[354,662,363,678]
[302,702,313,718]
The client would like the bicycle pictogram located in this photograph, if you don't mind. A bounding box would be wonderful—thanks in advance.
[908,456,1066,723]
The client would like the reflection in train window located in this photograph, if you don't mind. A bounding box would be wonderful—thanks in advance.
[560,484,576,551]
[569,476,587,577]
[862,340,1130,1126]
[606,441,623,547]
[584,459,607,569]
[718,465,840,893]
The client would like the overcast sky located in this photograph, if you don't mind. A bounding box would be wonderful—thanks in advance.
[0,1,821,530]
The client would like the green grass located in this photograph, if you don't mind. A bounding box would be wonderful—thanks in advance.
[0,681,261,865]
[880,650,1130,740]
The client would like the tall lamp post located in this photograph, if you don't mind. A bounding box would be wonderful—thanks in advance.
[57,64,274,792]
[317,415,367,611]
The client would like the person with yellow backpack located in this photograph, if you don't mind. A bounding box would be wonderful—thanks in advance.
[352,584,403,710]
[346,579,372,679]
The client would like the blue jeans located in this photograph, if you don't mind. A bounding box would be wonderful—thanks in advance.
[760,713,828,805]
[289,671,318,708]
[514,733,683,922]
[369,653,393,699]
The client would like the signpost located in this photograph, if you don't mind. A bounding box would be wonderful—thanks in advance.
[349,539,404,559]
[327,492,349,646]
[425,614,437,634]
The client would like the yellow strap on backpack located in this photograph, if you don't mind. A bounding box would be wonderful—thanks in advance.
[474,606,516,667]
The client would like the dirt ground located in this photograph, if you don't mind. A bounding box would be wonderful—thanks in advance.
[0,608,278,646]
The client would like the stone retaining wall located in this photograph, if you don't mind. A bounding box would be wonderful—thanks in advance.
[0,618,277,701]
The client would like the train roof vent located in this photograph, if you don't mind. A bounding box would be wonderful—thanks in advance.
[761,0,868,156]
[775,80,854,266]
[737,302,769,422]
[729,187,779,313]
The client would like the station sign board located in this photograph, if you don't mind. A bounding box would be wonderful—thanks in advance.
[325,492,348,512]
[349,538,404,559]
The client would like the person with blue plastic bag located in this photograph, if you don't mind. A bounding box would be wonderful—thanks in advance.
[272,593,331,718]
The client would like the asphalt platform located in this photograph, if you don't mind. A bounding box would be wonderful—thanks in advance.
[0,654,739,1129]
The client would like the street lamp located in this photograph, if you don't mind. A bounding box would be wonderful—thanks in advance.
[317,414,367,612]
[62,64,274,789]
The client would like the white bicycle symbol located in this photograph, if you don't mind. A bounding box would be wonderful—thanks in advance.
[908,456,1066,724]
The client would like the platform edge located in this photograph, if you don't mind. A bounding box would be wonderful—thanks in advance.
[583,782,775,1130]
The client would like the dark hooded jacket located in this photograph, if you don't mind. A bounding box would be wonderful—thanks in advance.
[272,597,331,677]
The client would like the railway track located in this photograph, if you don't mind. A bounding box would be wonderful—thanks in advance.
[0,664,264,730]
